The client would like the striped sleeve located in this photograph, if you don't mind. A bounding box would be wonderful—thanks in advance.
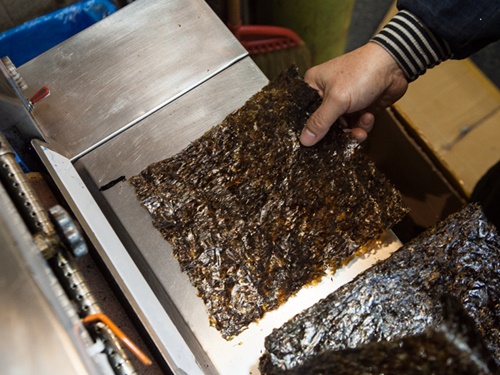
[371,10,452,81]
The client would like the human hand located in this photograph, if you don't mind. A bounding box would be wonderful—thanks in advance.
[300,42,409,146]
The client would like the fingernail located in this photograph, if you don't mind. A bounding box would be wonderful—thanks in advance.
[300,128,317,146]
[361,116,372,127]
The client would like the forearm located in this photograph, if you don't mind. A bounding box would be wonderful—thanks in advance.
[398,0,500,59]
[372,1,500,81]
[371,10,451,81]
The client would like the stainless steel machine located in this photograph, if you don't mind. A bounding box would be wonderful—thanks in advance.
[0,0,401,373]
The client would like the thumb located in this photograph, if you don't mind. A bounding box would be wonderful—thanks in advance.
[300,97,345,146]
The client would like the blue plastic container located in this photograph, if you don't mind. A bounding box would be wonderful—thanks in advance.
[0,0,117,66]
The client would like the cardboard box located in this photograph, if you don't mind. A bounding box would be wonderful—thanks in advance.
[364,3,500,238]
[393,59,500,198]
[363,108,466,238]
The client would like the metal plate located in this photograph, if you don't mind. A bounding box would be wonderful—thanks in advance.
[75,58,267,186]
[19,0,247,160]
[74,57,402,374]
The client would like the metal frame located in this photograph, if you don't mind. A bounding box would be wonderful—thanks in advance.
[33,140,209,374]
[0,177,98,375]
[12,0,404,373]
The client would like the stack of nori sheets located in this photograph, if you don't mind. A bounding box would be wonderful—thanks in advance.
[130,67,408,339]
[264,295,499,375]
[260,203,500,372]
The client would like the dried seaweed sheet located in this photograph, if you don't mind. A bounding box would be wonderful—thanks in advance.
[260,203,500,371]
[265,295,499,375]
[130,67,408,339]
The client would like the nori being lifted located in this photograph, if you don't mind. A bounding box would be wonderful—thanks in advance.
[265,295,499,375]
[260,204,500,371]
[130,67,408,339]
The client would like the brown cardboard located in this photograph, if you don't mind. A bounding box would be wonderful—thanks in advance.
[377,2,500,199]
[394,59,500,198]
[365,1,500,238]
[363,109,466,236]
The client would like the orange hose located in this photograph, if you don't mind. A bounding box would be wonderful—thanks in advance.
[82,313,152,366]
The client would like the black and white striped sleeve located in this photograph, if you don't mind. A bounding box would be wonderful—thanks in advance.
[371,10,452,81]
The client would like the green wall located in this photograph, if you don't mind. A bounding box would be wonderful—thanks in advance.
[253,0,355,65]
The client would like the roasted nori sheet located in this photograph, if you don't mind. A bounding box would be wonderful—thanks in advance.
[260,203,500,371]
[264,295,499,375]
[130,67,408,339]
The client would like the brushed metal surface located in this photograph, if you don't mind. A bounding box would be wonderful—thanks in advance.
[74,58,402,374]
[77,58,267,186]
[19,0,247,161]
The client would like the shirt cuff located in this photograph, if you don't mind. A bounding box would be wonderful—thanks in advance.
[371,10,452,81]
